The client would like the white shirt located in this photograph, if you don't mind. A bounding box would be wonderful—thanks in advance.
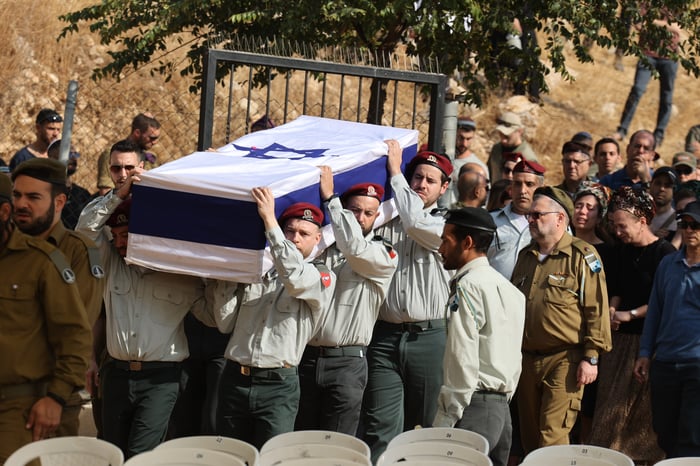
[487,204,532,279]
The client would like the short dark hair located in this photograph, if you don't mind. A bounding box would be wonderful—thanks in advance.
[450,224,494,253]
[594,137,620,156]
[110,139,141,156]
[629,130,656,150]
[131,113,161,133]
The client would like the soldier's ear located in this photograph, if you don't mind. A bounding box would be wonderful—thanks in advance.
[0,202,10,222]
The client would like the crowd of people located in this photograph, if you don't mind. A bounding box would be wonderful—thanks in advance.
[1,106,700,466]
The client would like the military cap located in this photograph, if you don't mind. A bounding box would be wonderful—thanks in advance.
[672,151,697,170]
[502,152,523,164]
[406,150,454,179]
[652,166,679,190]
[279,202,324,227]
[341,183,385,203]
[444,207,497,233]
[495,112,523,136]
[535,186,574,221]
[513,159,546,176]
[0,174,11,203]
[36,108,63,125]
[11,158,67,185]
[106,199,132,228]
[678,200,700,223]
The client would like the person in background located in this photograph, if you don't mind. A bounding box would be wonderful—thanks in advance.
[455,163,490,208]
[487,112,538,183]
[9,109,62,170]
[600,130,656,190]
[592,138,622,182]
[441,117,488,208]
[672,152,697,183]
[670,185,699,249]
[487,179,512,212]
[649,167,679,241]
[45,139,92,230]
[556,141,593,198]
[589,186,674,464]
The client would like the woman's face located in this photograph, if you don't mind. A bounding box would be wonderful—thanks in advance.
[609,209,644,244]
[574,194,600,233]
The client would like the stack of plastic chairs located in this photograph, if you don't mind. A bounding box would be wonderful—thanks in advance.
[156,435,259,465]
[258,430,371,466]
[5,436,124,466]
[376,427,492,466]
[124,447,242,465]
[655,459,700,465]
[520,444,635,466]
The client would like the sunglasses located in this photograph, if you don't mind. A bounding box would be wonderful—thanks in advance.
[678,220,700,230]
[526,211,558,220]
[110,164,136,173]
[38,115,63,124]
[675,165,694,176]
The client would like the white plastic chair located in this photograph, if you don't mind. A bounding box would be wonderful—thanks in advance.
[156,435,259,465]
[377,441,492,466]
[655,459,700,465]
[270,458,370,466]
[124,447,244,466]
[522,445,634,466]
[386,427,490,454]
[5,436,124,466]
[258,444,371,466]
[260,430,370,458]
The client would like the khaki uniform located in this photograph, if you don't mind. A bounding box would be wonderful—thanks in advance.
[0,229,91,462]
[510,233,612,453]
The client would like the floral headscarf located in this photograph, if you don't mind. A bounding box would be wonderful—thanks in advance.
[574,181,612,218]
[608,185,655,224]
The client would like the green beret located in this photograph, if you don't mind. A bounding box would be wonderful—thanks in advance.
[11,158,67,186]
[444,207,496,232]
[0,175,11,203]
[535,186,574,221]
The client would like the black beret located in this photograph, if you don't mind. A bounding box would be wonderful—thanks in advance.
[534,186,574,221]
[444,207,496,232]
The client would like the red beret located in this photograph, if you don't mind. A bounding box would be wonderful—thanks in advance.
[406,150,454,178]
[106,199,132,228]
[513,159,546,176]
[341,183,385,203]
[279,202,323,227]
[502,152,523,164]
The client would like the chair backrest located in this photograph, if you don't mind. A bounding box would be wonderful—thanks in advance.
[655,459,700,465]
[258,444,371,466]
[268,458,370,466]
[386,427,490,454]
[156,435,259,465]
[522,445,634,466]
[260,430,370,459]
[521,457,617,466]
[377,441,492,466]
[5,436,124,466]
[124,447,245,466]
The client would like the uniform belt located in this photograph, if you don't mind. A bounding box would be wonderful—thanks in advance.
[475,390,507,397]
[229,360,297,380]
[110,359,180,372]
[0,382,48,401]
[305,345,366,358]
[378,319,447,333]
[523,345,580,356]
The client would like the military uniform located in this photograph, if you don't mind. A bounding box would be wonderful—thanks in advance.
[487,204,532,280]
[362,174,451,463]
[510,233,612,453]
[212,225,336,449]
[0,228,91,462]
[77,192,206,458]
[295,195,397,434]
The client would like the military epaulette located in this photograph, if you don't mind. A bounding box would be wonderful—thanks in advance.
[29,238,76,284]
[66,230,105,279]
[430,207,448,217]
[571,238,602,273]
[313,260,333,289]
[373,235,397,258]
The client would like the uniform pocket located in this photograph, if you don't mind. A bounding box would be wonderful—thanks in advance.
[544,274,578,306]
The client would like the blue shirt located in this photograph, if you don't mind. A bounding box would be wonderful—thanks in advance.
[599,167,652,190]
[640,249,700,361]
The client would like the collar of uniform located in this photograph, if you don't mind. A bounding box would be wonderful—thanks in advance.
[5,227,32,252]
[503,203,527,222]
[454,255,489,278]
[526,232,574,258]
[47,221,67,247]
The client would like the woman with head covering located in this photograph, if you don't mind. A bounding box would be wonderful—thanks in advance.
[588,186,675,464]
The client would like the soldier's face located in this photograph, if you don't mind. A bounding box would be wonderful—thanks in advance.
[438,223,466,271]
[12,175,64,236]
[283,218,321,259]
[511,172,541,215]
[111,225,130,257]
[109,151,143,190]
[36,122,62,146]
[409,164,448,208]
[345,196,380,236]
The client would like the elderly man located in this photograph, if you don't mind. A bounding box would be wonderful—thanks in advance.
[0,175,91,462]
[600,130,656,190]
[511,186,612,453]
[213,193,336,449]
[362,144,453,463]
[556,141,592,198]
[488,160,546,280]
[11,158,104,436]
[77,164,206,458]
[635,201,700,458]
[433,207,526,466]
[455,163,490,208]
[487,112,538,183]
[296,169,397,435]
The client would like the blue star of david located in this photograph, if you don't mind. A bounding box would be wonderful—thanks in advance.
[235,143,331,160]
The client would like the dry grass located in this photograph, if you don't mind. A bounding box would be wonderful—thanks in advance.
[1,0,699,190]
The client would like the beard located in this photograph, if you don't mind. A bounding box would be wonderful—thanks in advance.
[15,202,55,236]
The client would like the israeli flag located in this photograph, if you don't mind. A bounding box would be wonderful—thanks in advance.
[127,116,418,283]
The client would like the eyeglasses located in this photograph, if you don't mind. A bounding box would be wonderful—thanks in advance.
[110,164,136,173]
[678,220,700,230]
[675,165,694,176]
[526,211,559,220]
[562,158,589,166]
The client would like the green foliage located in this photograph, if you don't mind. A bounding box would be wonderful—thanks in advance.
[59,0,700,107]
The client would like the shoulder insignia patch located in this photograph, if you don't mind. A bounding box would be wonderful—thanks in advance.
[61,268,76,284]
[374,235,397,258]
[320,271,332,288]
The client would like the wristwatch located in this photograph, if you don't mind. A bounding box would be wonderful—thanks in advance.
[582,356,598,366]
[630,309,639,319]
